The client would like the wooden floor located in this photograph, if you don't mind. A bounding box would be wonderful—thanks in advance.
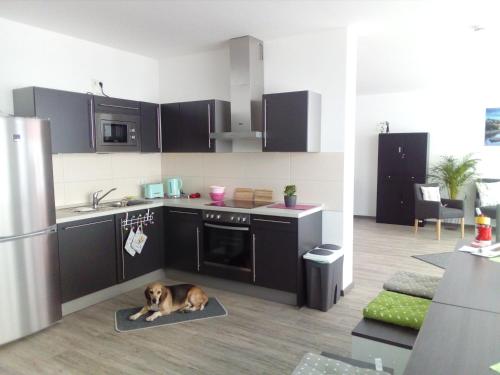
[0,218,469,374]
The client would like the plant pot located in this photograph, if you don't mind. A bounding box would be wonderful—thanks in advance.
[284,195,297,208]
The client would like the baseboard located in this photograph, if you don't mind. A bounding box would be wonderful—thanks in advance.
[341,281,354,296]
[165,269,297,306]
[62,269,167,316]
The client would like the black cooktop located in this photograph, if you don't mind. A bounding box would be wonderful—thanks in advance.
[206,200,273,209]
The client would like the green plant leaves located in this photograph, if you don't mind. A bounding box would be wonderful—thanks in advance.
[428,154,479,199]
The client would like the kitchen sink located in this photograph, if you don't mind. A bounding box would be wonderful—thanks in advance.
[102,199,150,208]
[63,200,151,213]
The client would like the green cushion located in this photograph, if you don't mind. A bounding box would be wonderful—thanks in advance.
[363,291,431,330]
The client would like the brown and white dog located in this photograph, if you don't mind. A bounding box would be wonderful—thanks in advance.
[129,282,209,322]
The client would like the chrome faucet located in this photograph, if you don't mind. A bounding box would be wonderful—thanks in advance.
[92,188,117,209]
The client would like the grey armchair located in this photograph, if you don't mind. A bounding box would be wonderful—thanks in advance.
[414,183,465,240]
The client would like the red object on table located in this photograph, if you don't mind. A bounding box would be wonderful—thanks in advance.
[189,193,201,198]
[267,203,318,210]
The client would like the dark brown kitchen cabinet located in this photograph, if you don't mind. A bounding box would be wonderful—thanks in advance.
[251,212,322,306]
[57,216,117,302]
[13,87,95,154]
[164,208,202,272]
[140,102,161,152]
[115,207,164,282]
[251,216,298,293]
[376,133,429,226]
[161,99,230,152]
[262,90,321,152]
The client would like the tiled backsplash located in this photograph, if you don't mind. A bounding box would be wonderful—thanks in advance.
[162,152,344,211]
[52,153,162,206]
[52,152,344,211]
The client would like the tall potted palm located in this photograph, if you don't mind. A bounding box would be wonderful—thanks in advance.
[428,154,479,199]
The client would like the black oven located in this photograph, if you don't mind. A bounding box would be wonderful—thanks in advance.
[202,210,253,283]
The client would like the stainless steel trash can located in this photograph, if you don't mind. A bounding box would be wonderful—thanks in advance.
[304,244,343,312]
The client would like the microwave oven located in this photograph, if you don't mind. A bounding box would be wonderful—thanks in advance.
[95,112,141,152]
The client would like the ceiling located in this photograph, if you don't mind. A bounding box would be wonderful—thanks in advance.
[1,0,499,95]
[0,0,425,58]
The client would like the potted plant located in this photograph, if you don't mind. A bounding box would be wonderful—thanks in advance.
[428,154,479,199]
[284,185,297,207]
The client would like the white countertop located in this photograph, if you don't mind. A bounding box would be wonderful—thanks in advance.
[56,198,324,224]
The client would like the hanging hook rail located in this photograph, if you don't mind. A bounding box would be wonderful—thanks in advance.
[121,209,155,230]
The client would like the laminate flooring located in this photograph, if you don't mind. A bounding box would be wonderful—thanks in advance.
[0,218,467,374]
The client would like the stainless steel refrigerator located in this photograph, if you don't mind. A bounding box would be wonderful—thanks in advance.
[0,115,62,346]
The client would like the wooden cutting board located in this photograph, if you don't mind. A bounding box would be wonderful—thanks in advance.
[254,189,274,203]
[233,188,254,201]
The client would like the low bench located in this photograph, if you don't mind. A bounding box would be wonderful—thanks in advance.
[351,318,418,375]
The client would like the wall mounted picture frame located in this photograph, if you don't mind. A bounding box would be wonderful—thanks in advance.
[485,108,500,146]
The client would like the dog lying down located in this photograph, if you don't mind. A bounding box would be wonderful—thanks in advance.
[129,282,209,322]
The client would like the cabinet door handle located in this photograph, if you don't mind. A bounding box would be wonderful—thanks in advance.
[263,98,267,148]
[252,233,256,283]
[157,105,162,151]
[252,218,291,225]
[120,219,125,280]
[207,103,211,149]
[89,96,95,149]
[168,210,198,216]
[98,103,139,111]
[63,219,113,230]
[196,226,200,272]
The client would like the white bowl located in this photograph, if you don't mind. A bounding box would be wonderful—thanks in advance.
[209,185,225,193]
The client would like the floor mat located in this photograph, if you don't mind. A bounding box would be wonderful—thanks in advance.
[411,252,453,269]
[115,297,227,332]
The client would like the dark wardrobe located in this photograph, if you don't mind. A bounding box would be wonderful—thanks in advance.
[376,133,429,225]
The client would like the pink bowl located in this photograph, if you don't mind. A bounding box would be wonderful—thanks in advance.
[209,192,225,202]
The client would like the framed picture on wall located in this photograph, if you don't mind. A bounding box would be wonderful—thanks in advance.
[485,108,500,146]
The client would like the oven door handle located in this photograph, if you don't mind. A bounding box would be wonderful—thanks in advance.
[204,223,250,231]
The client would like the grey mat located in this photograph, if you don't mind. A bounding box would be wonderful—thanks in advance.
[115,297,227,332]
[321,352,394,374]
[411,252,453,269]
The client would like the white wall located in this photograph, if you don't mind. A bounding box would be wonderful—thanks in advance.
[0,17,161,205]
[159,29,357,287]
[355,27,500,224]
[355,88,500,223]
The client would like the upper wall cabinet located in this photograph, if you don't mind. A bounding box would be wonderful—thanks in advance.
[161,99,230,153]
[13,87,95,154]
[140,102,161,153]
[262,90,321,152]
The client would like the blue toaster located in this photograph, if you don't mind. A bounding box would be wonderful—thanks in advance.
[143,183,164,199]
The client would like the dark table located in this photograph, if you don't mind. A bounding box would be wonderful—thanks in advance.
[404,303,500,375]
[432,241,500,314]
[404,240,500,374]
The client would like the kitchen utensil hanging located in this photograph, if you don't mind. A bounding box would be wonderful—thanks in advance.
[121,209,155,231]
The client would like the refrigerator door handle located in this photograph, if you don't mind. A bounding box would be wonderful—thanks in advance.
[0,225,57,243]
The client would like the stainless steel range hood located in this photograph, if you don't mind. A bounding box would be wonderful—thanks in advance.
[210,36,264,144]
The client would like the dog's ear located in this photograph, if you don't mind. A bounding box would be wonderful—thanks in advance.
[159,285,169,303]
[144,287,151,305]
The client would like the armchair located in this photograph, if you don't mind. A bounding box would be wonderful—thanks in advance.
[414,183,465,240]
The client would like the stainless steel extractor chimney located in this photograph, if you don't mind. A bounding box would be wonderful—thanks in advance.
[211,36,263,144]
